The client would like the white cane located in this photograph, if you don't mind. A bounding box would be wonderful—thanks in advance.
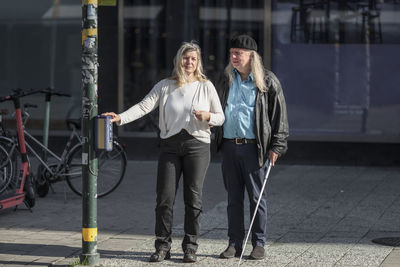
[238,159,273,266]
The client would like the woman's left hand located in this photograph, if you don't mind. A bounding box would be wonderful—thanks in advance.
[101,112,121,123]
[193,110,210,122]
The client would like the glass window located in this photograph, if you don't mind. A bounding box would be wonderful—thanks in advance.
[272,0,400,141]
[0,1,82,131]
[122,0,266,134]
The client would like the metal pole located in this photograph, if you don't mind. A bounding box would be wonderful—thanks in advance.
[42,96,51,150]
[80,0,99,265]
[263,0,272,69]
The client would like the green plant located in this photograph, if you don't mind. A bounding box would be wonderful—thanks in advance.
[67,257,81,267]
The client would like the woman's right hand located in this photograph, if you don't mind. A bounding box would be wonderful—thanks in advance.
[102,112,121,123]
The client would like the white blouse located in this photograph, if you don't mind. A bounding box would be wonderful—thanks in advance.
[118,78,225,143]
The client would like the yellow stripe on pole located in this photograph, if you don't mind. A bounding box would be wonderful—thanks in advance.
[82,228,98,242]
[99,0,116,6]
[83,0,116,6]
[83,0,98,5]
[82,28,98,44]
[83,28,98,36]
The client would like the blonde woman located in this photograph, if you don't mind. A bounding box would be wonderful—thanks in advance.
[103,41,224,263]
[214,35,289,260]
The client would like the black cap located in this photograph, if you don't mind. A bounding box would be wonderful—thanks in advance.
[230,35,257,51]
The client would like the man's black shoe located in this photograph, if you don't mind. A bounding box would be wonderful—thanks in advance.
[249,246,265,260]
[149,249,171,262]
[219,246,242,258]
[183,248,197,263]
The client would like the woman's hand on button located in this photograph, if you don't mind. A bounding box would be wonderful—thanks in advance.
[101,112,121,123]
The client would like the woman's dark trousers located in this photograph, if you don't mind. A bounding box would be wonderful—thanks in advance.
[155,130,210,252]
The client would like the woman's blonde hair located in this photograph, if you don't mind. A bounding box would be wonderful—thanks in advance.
[224,51,267,92]
[170,41,207,87]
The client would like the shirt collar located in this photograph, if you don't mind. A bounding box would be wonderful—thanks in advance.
[233,68,254,82]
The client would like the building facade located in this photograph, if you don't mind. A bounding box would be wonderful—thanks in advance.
[1,0,399,143]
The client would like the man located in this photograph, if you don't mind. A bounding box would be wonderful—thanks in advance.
[214,35,289,260]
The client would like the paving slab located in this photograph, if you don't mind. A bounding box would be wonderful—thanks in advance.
[0,162,399,266]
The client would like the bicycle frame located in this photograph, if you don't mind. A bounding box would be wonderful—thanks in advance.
[23,128,82,179]
[40,88,70,158]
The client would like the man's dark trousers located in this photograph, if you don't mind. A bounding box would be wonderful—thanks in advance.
[221,140,268,249]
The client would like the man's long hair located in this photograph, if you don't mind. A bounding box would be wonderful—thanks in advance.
[170,41,207,87]
[224,51,267,92]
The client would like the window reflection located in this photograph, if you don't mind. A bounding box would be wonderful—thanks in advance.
[122,0,264,133]
[278,0,400,44]
[273,0,400,141]
[121,0,400,141]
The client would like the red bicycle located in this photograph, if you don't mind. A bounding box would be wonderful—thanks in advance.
[0,89,37,211]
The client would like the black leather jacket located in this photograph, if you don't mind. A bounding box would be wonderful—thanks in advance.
[214,69,289,167]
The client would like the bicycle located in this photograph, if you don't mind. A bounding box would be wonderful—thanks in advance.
[0,89,127,200]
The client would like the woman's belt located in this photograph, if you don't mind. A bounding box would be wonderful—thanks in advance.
[224,138,256,145]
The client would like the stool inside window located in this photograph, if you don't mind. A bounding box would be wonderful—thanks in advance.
[290,4,312,43]
[290,0,330,43]
[357,0,382,43]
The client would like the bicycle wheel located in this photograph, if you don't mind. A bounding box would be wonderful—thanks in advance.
[66,140,127,198]
[24,173,35,208]
[0,137,19,191]
[0,144,13,194]
[35,164,50,198]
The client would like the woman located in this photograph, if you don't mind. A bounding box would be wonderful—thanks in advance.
[103,41,224,263]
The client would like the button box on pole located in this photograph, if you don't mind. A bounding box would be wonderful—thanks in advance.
[95,115,113,151]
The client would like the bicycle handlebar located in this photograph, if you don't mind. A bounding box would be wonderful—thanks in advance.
[40,88,71,97]
[0,88,42,103]
[0,96,10,102]
[24,103,38,109]
[0,88,71,103]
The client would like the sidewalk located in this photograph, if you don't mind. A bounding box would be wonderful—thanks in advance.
[1,161,400,266]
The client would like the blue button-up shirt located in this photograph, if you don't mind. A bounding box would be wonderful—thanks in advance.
[223,69,257,139]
